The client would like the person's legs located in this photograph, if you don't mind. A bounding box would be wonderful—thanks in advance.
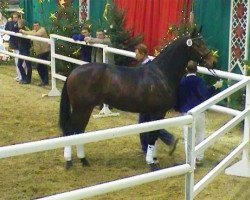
[183,113,205,166]
[138,113,150,153]
[146,132,160,171]
[139,133,148,153]
[42,64,49,85]
[14,49,21,81]
[36,62,43,82]
[159,129,179,155]
[37,52,49,85]
[17,58,27,83]
[158,129,174,145]
[183,124,188,159]
[145,132,159,163]
[25,60,32,83]
[195,113,205,162]
[23,61,27,74]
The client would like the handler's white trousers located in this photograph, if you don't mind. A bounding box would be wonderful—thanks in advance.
[183,112,205,161]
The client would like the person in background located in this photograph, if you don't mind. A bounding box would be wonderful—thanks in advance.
[72,26,92,62]
[176,60,223,166]
[135,43,179,171]
[20,21,50,86]
[16,19,31,84]
[5,12,27,82]
[84,29,114,64]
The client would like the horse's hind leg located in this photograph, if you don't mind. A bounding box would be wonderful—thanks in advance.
[69,107,94,167]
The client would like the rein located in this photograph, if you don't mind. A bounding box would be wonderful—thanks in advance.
[189,36,219,79]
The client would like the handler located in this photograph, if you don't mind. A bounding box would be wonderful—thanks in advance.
[176,60,223,166]
[135,43,179,171]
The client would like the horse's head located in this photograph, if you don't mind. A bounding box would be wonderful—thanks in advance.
[187,27,217,69]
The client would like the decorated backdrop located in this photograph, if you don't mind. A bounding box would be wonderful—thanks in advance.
[114,0,192,54]
[15,0,250,73]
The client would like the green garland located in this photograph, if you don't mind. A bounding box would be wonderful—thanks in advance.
[102,3,143,65]
[0,0,9,18]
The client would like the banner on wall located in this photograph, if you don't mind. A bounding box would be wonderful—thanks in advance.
[79,0,89,22]
[194,0,231,71]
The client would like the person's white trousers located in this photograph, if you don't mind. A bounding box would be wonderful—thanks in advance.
[183,112,205,161]
[14,49,27,80]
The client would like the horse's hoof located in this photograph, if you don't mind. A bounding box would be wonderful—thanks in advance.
[169,138,179,156]
[153,157,159,164]
[149,163,160,172]
[65,160,73,170]
[80,158,90,167]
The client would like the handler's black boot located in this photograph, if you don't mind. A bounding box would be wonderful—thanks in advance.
[80,158,90,167]
[65,160,73,170]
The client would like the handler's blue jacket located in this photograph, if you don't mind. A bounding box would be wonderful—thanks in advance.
[176,74,216,113]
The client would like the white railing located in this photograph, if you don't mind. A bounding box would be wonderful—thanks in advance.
[0,29,51,66]
[186,77,250,199]
[0,115,194,200]
[0,116,192,158]
[0,30,249,199]
[39,164,191,200]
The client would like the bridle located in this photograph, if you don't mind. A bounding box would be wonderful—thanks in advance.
[189,36,218,78]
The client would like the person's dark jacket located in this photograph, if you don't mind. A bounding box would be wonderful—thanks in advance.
[5,21,19,49]
[72,33,92,62]
[18,37,31,55]
[176,74,216,113]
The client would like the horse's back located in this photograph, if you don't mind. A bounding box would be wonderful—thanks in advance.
[66,62,176,113]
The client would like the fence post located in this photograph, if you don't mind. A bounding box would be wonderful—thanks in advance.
[185,118,195,200]
[225,81,250,177]
[48,35,61,97]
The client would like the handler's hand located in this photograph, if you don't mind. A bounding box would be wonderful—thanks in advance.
[84,37,91,43]
[213,80,223,89]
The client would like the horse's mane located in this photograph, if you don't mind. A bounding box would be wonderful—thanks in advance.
[106,34,190,74]
[153,34,189,64]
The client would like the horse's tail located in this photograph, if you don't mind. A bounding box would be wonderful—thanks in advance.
[59,79,71,135]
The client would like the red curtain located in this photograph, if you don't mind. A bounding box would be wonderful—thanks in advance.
[114,0,192,54]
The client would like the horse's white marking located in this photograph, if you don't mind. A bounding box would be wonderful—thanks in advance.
[186,39,193,46]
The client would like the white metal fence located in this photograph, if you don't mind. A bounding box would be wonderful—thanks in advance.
[0,29,249,199]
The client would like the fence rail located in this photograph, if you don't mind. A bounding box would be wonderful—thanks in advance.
[0,115,193,159]
[38,164,191,200]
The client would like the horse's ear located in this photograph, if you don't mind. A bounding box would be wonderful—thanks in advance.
[190,26,197,38]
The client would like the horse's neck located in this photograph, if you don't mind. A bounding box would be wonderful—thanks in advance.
[152,41,189,85]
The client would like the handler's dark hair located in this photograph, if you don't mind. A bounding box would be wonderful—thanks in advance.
[33,21,41,25]
[135,43,148,55]
[12,12,21,19]
[82,26,90,33]
[186,60,198,73]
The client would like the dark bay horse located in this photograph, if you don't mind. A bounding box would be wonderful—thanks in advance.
[59,28,216,168]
